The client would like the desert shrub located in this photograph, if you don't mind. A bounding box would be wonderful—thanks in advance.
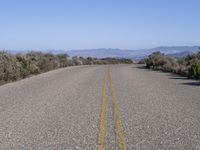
[41,53,58,71]
[145,51,200,79]
[189,60,200,79]
[86,57,94,65]
[29,64,40,74]
[162,57,179,73]
[56,54,69,67]
[72,56,82,65]
[145,51,174,70]
[0,52,21,82]
[16,54,31,77]
[66,59,75,66]
[0,50,134,85]
[138,58,146,64]
[26,52,59,72]
[0,51,70,84]
[122,58,133,64]
[99,58,133,64]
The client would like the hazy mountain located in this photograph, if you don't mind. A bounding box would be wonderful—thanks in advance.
[168,51,196,58]
[66,46,200,60]
[4,46,200,60]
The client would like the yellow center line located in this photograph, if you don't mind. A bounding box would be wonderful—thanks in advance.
[108,68,127,150]
[97,68,127,150]
[97,73,107,150]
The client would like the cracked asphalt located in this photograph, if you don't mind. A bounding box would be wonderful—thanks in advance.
[0,65,200,149]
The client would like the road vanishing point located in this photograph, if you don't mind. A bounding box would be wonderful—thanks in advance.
[0,65,200,149]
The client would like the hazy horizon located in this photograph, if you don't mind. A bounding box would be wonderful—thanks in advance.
[1,45,199,52]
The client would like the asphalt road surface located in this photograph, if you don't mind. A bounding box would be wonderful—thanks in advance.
[0,65,200,150]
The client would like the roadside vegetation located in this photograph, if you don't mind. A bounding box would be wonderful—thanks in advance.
[0,51,133,85]
[143,50,200,79]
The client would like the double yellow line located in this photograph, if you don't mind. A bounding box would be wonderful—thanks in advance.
[97,68,127,150]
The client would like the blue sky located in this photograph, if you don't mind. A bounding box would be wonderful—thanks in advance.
[0,0,200,50]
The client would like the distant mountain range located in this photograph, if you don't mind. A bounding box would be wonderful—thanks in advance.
[5,46,200,61]
[66,46,200,60]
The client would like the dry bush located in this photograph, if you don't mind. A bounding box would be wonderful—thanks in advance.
[0,52,21,83]
[145,51,200,79]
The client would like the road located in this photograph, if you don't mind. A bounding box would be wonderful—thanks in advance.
[0,65,200,150]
